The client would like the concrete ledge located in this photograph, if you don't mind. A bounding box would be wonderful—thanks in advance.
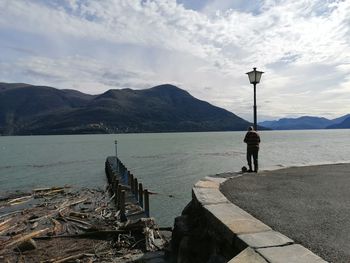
[228,247,268,263]
[204,203,271,235]
[192,187,229,205]
[257,244,326,263]
[238,231,293,249]
[192,176,327,263]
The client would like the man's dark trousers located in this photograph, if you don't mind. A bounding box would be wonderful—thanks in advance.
[247,148,259,172]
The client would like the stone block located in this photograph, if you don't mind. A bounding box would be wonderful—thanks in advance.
[238,230,293,248]
[204,203,271,235]
[192,187,229,205]
[194,180,220,189]
[257,244,327,263]
[228,247,268,263]
[204,176,227,184]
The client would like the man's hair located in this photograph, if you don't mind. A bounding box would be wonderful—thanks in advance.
[248,126,254,131]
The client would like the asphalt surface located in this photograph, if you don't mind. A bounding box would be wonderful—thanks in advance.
[220,163,350,263]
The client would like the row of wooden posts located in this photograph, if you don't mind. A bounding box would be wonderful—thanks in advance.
[105,157,150,221]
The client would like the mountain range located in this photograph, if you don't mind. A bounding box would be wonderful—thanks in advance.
[259,115,350,130]
[0,82,252,135]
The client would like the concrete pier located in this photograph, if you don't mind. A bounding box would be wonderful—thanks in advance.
[221,163,350,262]
[171,164,350,262]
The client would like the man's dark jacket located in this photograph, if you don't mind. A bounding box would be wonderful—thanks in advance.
[244,131,260,150]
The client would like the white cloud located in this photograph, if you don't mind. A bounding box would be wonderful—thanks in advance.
[0,0,349,120]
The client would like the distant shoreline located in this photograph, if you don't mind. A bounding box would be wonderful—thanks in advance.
[2,127,350,137]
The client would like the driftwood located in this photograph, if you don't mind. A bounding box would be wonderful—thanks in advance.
[47,252,95,263]
[0,218,12,230]
[69,211,88,219]
[4,228,50,248]
[144,227,156,252]
[10,224,27,236]
[30,221,39,230]
[64,216,92,226]
[33,187,65,192]
[50,218,62,235]
[34,230,129,240]
[0,210,22,219]
[7,196,32,206]
[0,224,16,235]
[28,211,58,223]
[57,198,88,211]
[0,183,170,261]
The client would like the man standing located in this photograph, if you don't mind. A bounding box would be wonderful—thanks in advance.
[244,126,261,173]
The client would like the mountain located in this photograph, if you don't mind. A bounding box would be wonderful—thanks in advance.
[259,114,350,130]
[327,115,350,129]
[0,82,252,135]
[259,116,333,130]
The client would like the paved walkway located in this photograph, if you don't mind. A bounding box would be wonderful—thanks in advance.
[220,163,350,263]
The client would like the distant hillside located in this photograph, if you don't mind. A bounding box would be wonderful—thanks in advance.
[259,114,350,130]
[327,115,350,129]
[0,82,252,135]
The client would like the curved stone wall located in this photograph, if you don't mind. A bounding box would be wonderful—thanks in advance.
[172,175,327,263]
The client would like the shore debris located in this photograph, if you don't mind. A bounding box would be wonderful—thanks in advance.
[0,186,171,262]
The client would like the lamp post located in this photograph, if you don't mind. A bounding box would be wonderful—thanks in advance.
[246,67,264,131]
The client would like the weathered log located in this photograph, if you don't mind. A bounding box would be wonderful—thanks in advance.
[5,228,50,248]
[57,197,88,211]
[0,218,12,230]
[33,187,65,192]
[65,216,92,226]
[34,230,131,240]
[69,212,89,219]
[7,195,32,205]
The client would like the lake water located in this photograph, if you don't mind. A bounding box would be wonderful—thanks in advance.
[1,130,350,226]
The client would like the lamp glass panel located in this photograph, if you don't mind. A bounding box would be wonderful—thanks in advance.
[255,71,264,83]
[247,71,256,84]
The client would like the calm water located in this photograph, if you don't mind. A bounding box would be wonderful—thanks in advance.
[1,130,350,226]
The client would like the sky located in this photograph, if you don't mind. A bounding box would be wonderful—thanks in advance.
[0,0,349,121]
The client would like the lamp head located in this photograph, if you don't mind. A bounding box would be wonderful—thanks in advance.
[246,67,264,84]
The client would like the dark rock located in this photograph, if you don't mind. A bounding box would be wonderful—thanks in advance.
[15,238,37,252]
[181,201,194,216]
[207,255,227,263]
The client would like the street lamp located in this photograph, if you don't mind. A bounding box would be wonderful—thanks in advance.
[246,67,264,131]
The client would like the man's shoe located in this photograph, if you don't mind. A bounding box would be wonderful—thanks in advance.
[248,169,253,173]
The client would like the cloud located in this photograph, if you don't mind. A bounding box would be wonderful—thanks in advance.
[0,0,349,120]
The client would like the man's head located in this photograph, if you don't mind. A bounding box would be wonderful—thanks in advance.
[248,126,254,131]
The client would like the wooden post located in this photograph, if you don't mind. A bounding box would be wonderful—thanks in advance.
[138,183,143,208]
[127,171,131,185]
[120,190,127,222]
[106,161,111,183]
[117,185,122,209]
[130,174,134,193]
[107,163,112,178]
[134,178,138,200]
[114,179,119,205]
[111,175,116,194]
[114,140,118,159]
[119,162,123,176]
[105,161,108,176]
[123,170,128,184]
[144,189,150,217]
